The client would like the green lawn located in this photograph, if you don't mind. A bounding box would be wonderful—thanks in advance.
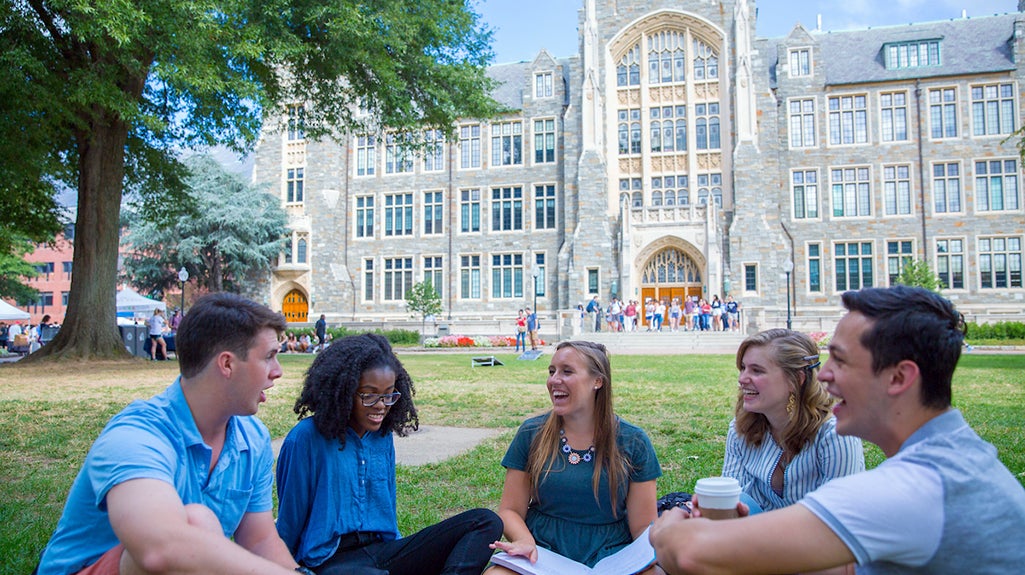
[1,352,1023,574]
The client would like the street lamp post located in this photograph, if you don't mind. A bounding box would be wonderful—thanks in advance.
[782,259,794,330]
[531,266,540,318]
[177,267,189,316]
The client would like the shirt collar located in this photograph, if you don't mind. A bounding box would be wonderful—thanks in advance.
[167,376,248,453]
[900,408,965,452]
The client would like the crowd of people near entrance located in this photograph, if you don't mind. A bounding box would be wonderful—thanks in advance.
[32,286,1025,575]
[582,294,742,333]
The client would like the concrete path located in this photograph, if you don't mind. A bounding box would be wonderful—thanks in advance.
[272,425,503,466]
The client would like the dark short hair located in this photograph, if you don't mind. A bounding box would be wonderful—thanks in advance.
[176,293,287,378]
[841,286,965,409]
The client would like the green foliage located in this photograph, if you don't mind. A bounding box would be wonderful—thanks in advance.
[894,259,943,293]
[0,238,39,302]
[966,321,1025,342]
[121,155,288,295]
[284,326,420,347]
[0,0,498,359]
[406,281,443,340]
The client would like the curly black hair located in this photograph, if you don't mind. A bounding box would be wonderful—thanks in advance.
[293,333,418,445]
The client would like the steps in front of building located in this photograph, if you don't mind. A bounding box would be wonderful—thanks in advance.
[568,330,745,355]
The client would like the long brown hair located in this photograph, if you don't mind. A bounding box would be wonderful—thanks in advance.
[734,329,832,456]
[526,341,629,514]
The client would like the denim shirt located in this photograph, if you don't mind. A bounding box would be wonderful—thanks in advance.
[276,418,399,568]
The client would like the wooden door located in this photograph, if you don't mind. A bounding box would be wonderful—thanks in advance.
[282,289,308,323]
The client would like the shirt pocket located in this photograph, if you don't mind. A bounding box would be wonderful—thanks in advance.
[204,486,254,537]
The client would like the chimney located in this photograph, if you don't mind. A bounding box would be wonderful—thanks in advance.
[817,14,822,32]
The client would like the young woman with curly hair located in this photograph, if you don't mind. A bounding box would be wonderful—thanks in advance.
[275,333,501,575]
[724,328,864,514]
[486,341,661,574]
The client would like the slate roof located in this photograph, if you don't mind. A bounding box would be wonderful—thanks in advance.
[764,13,1020,87]
[486,53,577,110]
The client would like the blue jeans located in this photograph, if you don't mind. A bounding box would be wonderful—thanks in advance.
[315,508,502,575]
[515,330,526,351]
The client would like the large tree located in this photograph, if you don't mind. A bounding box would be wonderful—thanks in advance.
[121,155,288,296]
[4,0,496,361]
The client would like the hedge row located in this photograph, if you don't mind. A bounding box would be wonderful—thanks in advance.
[966,321,1025,341]
[285,326,421,346]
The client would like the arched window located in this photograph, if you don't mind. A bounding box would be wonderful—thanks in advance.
[617,44,641,87]
[297,238,307,263]
[632,192,643,207]
[696,117,708,150]
[648,30,686,85]
[694,40,719,80]
[641,249,702,284]
[664,190,676,206]
[652,191,663,206]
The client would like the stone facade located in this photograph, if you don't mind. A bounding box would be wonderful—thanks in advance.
[251,0,1025,328]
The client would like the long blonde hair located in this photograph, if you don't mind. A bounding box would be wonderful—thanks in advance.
[734,329,832,456]
[526,341,629,514]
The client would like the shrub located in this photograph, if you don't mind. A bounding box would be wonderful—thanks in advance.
[966,321,1025,342]
[283,326,420,347]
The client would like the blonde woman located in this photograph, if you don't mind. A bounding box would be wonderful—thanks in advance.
[724,328,864,513]
[487,341,661,573]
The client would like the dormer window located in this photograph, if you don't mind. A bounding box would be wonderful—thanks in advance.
[885,40,941,69]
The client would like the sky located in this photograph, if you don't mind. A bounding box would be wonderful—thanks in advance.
[477,0,1020,63]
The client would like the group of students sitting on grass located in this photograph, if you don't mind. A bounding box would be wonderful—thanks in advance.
[34,287,1025,575]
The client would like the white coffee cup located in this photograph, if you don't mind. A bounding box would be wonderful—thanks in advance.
[693,476,742,520]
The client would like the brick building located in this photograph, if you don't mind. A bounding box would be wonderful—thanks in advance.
[251,0,1025,329]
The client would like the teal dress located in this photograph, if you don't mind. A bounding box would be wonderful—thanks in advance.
[501,414,661,567]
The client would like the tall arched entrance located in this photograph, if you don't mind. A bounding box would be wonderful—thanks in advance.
[639,247,703,326]
[282,289,309,323]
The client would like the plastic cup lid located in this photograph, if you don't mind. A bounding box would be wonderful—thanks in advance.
[693,476,742,496]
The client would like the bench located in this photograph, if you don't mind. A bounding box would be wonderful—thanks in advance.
[471,355,503,368]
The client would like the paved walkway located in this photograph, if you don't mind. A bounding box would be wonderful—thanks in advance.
[272,425,503,466]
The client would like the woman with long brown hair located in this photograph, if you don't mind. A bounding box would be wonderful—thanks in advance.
[487,341,661,573]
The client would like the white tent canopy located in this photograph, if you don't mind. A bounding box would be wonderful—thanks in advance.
[0,299,30,321]
[116,288,166,314]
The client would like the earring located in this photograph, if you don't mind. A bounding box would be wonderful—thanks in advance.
[786,393,796,417]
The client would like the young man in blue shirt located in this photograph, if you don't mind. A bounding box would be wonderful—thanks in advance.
[37,293,308,575]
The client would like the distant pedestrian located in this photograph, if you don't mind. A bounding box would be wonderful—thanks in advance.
[315,314,327,349]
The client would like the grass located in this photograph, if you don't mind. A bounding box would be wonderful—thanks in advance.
[2,351,1023,575]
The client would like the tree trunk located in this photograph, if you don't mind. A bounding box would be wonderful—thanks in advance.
[23,114,133,362]
[209,244,223,293]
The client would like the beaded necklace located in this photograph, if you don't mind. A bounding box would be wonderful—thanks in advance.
[560,428,595,464]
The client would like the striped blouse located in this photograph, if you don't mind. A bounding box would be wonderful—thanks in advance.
[722,416,865,512]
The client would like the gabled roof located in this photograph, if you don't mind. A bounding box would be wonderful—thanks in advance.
[764,13,1020,86]
[486,52,576,111]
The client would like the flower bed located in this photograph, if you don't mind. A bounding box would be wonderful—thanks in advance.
[808,331,831,349]
[423,334,544,348]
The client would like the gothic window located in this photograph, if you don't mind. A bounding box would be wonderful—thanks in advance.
[648,30,686,85]
[616,44,641,87]
[641,249,702,284]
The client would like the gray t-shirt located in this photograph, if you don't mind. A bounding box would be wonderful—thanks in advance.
[802,409,1025,574]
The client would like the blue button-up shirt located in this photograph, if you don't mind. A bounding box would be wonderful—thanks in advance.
[275,418,399,568]
[38,378,275,575]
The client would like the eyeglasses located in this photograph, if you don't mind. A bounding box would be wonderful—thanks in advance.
[357,392,402,407]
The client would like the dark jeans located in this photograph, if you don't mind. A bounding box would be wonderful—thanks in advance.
[315,509,502,575]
